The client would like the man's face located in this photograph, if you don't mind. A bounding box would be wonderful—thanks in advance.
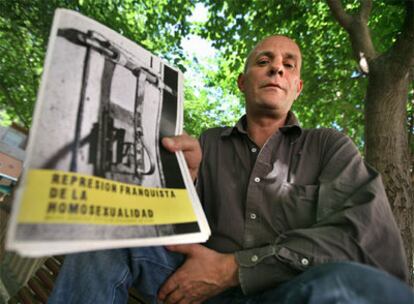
[238,36,303,117]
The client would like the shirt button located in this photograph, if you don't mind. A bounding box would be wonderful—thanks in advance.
[301,258,309,266]
[250,213,257,220]
[251,255,259,262]
[254,177,261,183]
[251,147,257,153]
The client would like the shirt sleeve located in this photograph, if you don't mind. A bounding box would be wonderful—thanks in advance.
[234,129,408,295]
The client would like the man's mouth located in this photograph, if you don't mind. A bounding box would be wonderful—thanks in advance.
[261,83,284,90]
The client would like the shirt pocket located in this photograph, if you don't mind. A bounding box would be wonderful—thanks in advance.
[269,183,319,231]
[316,180,358,221]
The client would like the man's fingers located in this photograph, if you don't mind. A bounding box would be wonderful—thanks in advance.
[165,244,199,255]
[163,288,185,304]
[161,137,177,152]
[158,277,179,301]
[161,134,199,153]
[161,134,202,181]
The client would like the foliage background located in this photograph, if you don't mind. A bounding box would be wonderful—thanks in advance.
[1,1,412,151]
[0,0,413,279]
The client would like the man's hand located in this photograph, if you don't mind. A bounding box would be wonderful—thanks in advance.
[162,134,201,181]
[157,244,239,304]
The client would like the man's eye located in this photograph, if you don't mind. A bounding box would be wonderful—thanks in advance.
[257,59,269,65]
[284,62,295,69]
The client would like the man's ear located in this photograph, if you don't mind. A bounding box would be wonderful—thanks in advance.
[295,79,303,99]
[237,73,245,92]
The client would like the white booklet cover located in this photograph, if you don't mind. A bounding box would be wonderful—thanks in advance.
[6,9,210,257]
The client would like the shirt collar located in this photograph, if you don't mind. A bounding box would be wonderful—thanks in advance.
[221,111,302,142]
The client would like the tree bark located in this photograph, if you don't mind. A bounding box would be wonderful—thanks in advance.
[327,0,414,285]
[365,57,414,285]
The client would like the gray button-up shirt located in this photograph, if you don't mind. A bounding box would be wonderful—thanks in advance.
[196,112,408,295]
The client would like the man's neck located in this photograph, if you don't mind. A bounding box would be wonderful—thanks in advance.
[246,114,287,148]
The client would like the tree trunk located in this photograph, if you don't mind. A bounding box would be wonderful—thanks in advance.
[327,0,414,285]
[365,56,414,284]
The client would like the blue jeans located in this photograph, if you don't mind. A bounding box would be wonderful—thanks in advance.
[48,246,414,304]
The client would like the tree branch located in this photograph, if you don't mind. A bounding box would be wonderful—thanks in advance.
[326,0,352,30]
[327,0,377,62]
[360,0,373,22]
[390,0,414,71]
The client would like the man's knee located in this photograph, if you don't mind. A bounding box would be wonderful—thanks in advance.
[288,262,414,304]
[303,261,398,283]
[129,246,184,271]
[63,248,129,271]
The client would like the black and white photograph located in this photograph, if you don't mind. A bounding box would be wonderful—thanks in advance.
[6,9,210,257]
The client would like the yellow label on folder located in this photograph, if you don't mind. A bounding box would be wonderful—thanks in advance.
[17,169,196,226]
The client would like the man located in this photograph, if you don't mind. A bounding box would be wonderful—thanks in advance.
[49,35,414,304]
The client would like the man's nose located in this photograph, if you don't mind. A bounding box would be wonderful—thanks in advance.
[268,62,283,77]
